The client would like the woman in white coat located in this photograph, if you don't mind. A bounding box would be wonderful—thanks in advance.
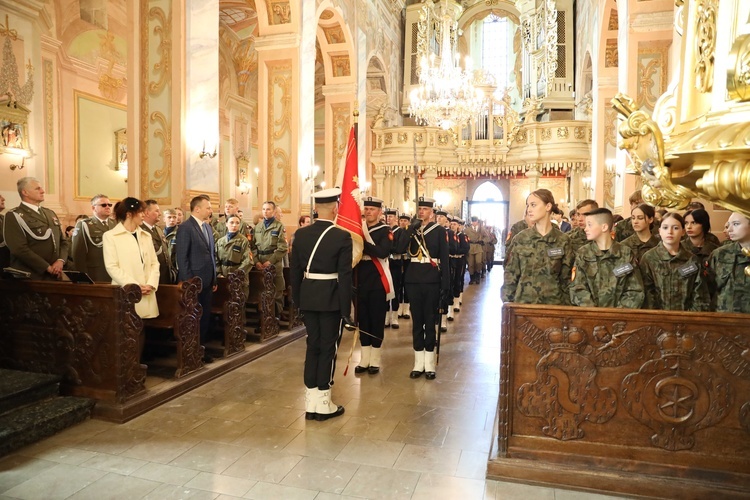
[103,197,160,318]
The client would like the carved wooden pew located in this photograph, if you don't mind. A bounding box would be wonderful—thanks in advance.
[282,266,303,329]
[0,280,146,405]
[142,277,204,378]
[490,303,750,499]
[211,271,247,357]
[245,267,279,342]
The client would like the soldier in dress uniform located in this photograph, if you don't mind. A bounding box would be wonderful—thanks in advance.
[70,194,117,282]
[290,188,353,421]
[354,197,392,375]
[4,177,69,280]
[0,194,10,271]
[251,200,288,319]
[435,209,453,332]
[464,216,484,284]
[448,217,470,316]
[385,208,407,329]
[141,199,174,284]
[396,196,450,380]
[397,214,411,319]
[214,198,251,239]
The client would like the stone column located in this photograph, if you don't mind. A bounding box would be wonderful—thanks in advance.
[423,168,437,197]
[322,84,355,190]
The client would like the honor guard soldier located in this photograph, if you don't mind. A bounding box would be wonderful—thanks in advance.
[4,177,69,280]
[0,194,10,271]
[397,214,412,319]
[290,188,353,421]
[355,197,392,375]
[251,200,289,319]
[142,200,175,283]
[396,196,450,380]
[385,208,407,329]
[464,216,484,284]
[70,194,117,282]
[448,217,470,316]
[435,209,452,332]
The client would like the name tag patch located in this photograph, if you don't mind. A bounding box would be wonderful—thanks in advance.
[613,263,634,277]
[678,261,699,277]
[232,246,242,253]
[547,247,564,258]
[271,231,279,237]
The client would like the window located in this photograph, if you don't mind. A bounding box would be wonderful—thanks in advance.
[481,14,510,91]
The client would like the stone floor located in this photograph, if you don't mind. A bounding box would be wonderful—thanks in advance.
[0,270,626,500]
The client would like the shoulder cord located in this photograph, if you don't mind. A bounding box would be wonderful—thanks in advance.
[306,225,336,275]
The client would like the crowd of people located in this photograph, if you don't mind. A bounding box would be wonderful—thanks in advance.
[3,177,749,423]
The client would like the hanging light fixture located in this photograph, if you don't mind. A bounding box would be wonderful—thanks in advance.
[409,0,485,130]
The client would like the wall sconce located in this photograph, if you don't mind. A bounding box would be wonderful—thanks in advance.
[582,176,592,193]
[360,181,371,196]
[239,182,252,195]
[9,156,25,170]
[199,141,217,159]
[605,158,619,177]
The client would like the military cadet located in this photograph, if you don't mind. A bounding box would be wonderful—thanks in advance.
[4,177,69,280]
[174,207,185,225]
[290,188,353,421]
[621,204,660,264]
[435,209,453,332]
[141,199,174,284]
[709,212,750,313]
[215,214,252,300]
[448,217,469,318]
[464,216,484,284]
[567,199,598,252]
[570,208,644,308]
[163,209,179,277]
[484,224,497,273]
[355,197,393,375]
[639,212,710,311]
[683,209,720,270]
[502,189,573,305]
[396,213,412,319]
[385,208,406,329]
[396,196,450,380]
[504,216,529,265]
[0,194,10,271]
[251,200,288,319]
[69,194,117,282]
[614,190,644,242]
[215,198,251,239]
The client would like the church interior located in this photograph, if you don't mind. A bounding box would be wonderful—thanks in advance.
[1,0,750,498]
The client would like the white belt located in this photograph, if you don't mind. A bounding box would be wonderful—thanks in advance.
[304,272,338,280]
[410,257,440,264]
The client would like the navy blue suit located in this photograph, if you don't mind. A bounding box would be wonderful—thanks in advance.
[176,216,217,343]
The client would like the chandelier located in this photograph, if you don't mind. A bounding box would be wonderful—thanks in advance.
[409,0,485,130]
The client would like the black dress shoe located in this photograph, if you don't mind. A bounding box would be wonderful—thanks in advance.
[315,405,345,421]
[410,370,424,379]
[368,366,380,374]
[425,371,436,380]
[447,316,454,322]
[391,323,399,329]
[202,355,214,364]
[305,412,316,420]
[403,312,410,319]
[440,326,448,332]
[354,365,369,374]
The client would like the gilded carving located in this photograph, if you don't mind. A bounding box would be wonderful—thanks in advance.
[331,103,350,184]
[268,64,292,207]
[384,133,393,145]
[149,111,171,195]
[148,7,171,96]
[43,60,53,172]
[557,127,569,139]
[727,32,750,102]
[608,8,618,31]
[397,132,408,144]
[97,31,125,101]
[541,128,551,141]
[266,0,291,25]
[139,0,150,199]
[604,107,617,148]
[574,127,585,140]
[323,26,345,44]
[605,39,619,68]
[330,55,351,77]
[694,0,717,93]
[414,132,423,144]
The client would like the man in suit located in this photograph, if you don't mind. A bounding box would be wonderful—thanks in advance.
[290,188,353,422]
[70,194,117,282]
[0,194,9,271]
[4,177,69,280]
[176,195,216,363]
[142,199,174,284]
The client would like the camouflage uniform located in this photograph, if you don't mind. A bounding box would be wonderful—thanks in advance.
[70,216,117,282]
[215,231,252,300]
[504,219,528,263]
[251,217,288,316]
[570,241,644,308]
[214,217,251,239]
[621,233,660,264]
[502,226,573,305]
[165,226,178,278]
[567,227,589,253]
[614,217,634,242]
[708,242,750,313]
[639,244,710,311]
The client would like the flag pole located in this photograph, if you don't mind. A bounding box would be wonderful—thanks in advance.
[344,103,360,376]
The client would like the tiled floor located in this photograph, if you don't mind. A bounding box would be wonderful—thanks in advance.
[0,270,626,500]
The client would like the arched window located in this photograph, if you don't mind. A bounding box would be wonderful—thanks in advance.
[473,181,503,202]
[481,14,510,90]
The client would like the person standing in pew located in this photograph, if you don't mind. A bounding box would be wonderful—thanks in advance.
[708,212,750,313]
[163,209,179,277]
[4,177,69,280]
[0,194,10,272]
[70,194,117,282]
[102,198,160,319]
[569,208,644,308]
[142,200,175,284]
[215,214,253,300]
[621,204,660,265]
[290,188,353,421]
[176,195,217,363]
[251,200,288,322]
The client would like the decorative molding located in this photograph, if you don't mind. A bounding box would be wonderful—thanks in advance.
[149,111,171,194]
[605,39,618,68]
[331,102,350,184]
[147,7,171,96]
[631,11,675,32]
[694,0,718,93]
[267,63,292,207]
[727,32,750,102]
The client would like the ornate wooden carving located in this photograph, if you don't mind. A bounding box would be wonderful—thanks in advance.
[222,271,247,357]
[0,281,146,404]
[491,304,750,498]
[258,266,280,341]
[172,277,204,378]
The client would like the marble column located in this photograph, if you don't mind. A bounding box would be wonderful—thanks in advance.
[322,83,355,189]
[424,168,437,197]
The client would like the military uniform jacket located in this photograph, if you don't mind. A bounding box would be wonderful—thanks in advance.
[389,225,408,259]
[290,220,352,314]
[358,222,392,291]
[71,216,117,282]
[251,218,288,266]
[215,232,252,278]
[567,227,589,252]
[3,204,69,279]
[165,226,178,271]
[569,241,644,308]
[614,217,635,242]
[639,244,710,312]
[446,227,457,255]
[142,222,173,283]
[456,232,470,256]
[398,221,450,290]
[502,225,573,305]
[505,220,529,260]
[463,225,484,255]
[708,242,750,313]
[0,213,10,270]
[214,217,251,239]
[621,233,660,265]
[682,237,719,269]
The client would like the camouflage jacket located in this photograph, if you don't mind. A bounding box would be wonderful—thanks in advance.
[251,218,288,266]
[708,242,750,314]
[621,233,660,265]
[501,225,573,305]
[567,227,589,253]
[614,217,634,242]
[639,244,710,312]
[569,241,644,308]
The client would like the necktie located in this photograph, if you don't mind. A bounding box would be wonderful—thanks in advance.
[203,223,211,245]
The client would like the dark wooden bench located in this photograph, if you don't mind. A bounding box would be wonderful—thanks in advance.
[282,266,303,329]
[143,277,203,378]
[245,267,279,342]
[211,271,247,357]
[0,280,146,404]
[490,303,750,499]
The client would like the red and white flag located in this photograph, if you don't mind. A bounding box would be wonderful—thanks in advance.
[336,126,364,266]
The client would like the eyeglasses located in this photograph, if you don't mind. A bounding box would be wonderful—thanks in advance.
[97,203,113,207]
